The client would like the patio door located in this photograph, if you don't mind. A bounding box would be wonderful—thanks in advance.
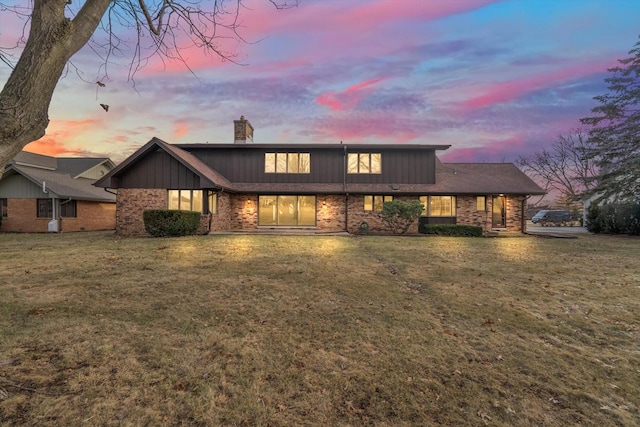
[258,195,316,226]
[492,196,506,228]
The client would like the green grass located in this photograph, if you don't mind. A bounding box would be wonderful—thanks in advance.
[0,232,639,426]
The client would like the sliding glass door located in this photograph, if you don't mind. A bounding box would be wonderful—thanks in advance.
[258,195,316,226]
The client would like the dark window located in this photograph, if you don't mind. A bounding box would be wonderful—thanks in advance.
[60,200,77,218]
[1,198,7,218]
[37,199,53,218]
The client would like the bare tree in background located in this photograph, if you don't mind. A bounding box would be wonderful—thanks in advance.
[516,129,600,206]
[0,0,297,174]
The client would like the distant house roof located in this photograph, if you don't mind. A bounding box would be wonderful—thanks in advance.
[3,152,116,202]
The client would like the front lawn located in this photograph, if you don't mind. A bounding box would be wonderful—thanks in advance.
[0,232,638,426]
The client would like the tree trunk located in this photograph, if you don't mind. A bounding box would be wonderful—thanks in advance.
[0,0,111,174]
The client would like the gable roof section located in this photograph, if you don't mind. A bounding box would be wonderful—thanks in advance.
[94,137,234,190]
[57,157,114,178]
[5,164,116,202]
[12,151,58,170]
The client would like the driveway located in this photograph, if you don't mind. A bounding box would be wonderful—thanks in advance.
[526,224,589,235]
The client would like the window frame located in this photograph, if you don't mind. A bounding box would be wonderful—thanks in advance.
[476,196,487,211]
[167,190,211,213]
[37,198,53,218]
[265,152,311,174]
[419,195,457,217]
[60,200,77,218]
[347,153,382,174]
[363,195,393,211]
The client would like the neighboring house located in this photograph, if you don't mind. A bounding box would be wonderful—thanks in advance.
[0,151,117,233]
[94,117,545,236]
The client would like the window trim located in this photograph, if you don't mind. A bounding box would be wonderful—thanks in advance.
[265,152,311,174]
[363,195,393,211]
[60,200,77,218]
[476,196,487,212]
[347,153,382,174]
[167,190,213,213]
[37,198,53,218]
[420,195,457,217]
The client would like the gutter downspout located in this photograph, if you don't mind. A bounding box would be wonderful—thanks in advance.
[343,145,348,233]
[522,195,531,234]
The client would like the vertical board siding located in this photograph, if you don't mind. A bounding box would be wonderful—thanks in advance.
[115,146,438,188]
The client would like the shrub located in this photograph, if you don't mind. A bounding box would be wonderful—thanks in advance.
[586,202,640,235]
[380,200,424,234]
[586,204,603,233]
[420,224,483,237]
[143,209,201,237]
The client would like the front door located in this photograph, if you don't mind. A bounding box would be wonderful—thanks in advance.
[492,196,506,228]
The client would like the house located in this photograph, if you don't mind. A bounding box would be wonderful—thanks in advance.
[0,151,117,233]
[94,117,545,236]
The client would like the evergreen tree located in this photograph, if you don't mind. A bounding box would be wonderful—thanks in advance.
[581,37,640,201]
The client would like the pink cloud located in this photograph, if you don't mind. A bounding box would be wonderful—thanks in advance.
[459,58,615,110]
[23,118,105,157]
[308,113,422,144]
[440,133,528,162]
[173,122,190,138]
[316,78,387,111]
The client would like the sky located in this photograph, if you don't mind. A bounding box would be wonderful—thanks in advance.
[1,0,639,164]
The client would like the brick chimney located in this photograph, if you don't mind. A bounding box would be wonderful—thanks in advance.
[233,116,254,144]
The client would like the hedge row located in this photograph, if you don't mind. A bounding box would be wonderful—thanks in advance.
[143,209,201,237]
[586,203,640,235]
[419,224,483,237]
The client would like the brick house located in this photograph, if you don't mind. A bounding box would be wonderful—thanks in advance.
[94,117,545,236]
[0,151,117,233]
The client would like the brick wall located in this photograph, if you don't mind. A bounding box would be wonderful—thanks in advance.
[0,198,115,233]
[347,195,421,234]
[60,201,116,232]
[316,195,346,231]
[210,192,232,232]
[116,189,166,236]
[456,196,492,231]
[110,190,528,236]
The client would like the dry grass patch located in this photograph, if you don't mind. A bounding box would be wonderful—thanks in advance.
[0,232,639,426]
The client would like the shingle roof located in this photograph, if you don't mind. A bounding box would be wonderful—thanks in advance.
[94,138,544,196]
[12,151,57,170]
[8,164,116,202]
[57,158,112,178]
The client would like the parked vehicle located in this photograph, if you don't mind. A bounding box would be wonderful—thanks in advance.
[531,210,576,226]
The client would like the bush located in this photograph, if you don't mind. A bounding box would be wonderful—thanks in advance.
[586,202,640,235]
[420,224,483,237]
[586,204,603,233]
[143,209,201,237]
[380,200,424,234]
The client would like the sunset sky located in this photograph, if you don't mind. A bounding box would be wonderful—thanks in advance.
[1,0,639,164]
